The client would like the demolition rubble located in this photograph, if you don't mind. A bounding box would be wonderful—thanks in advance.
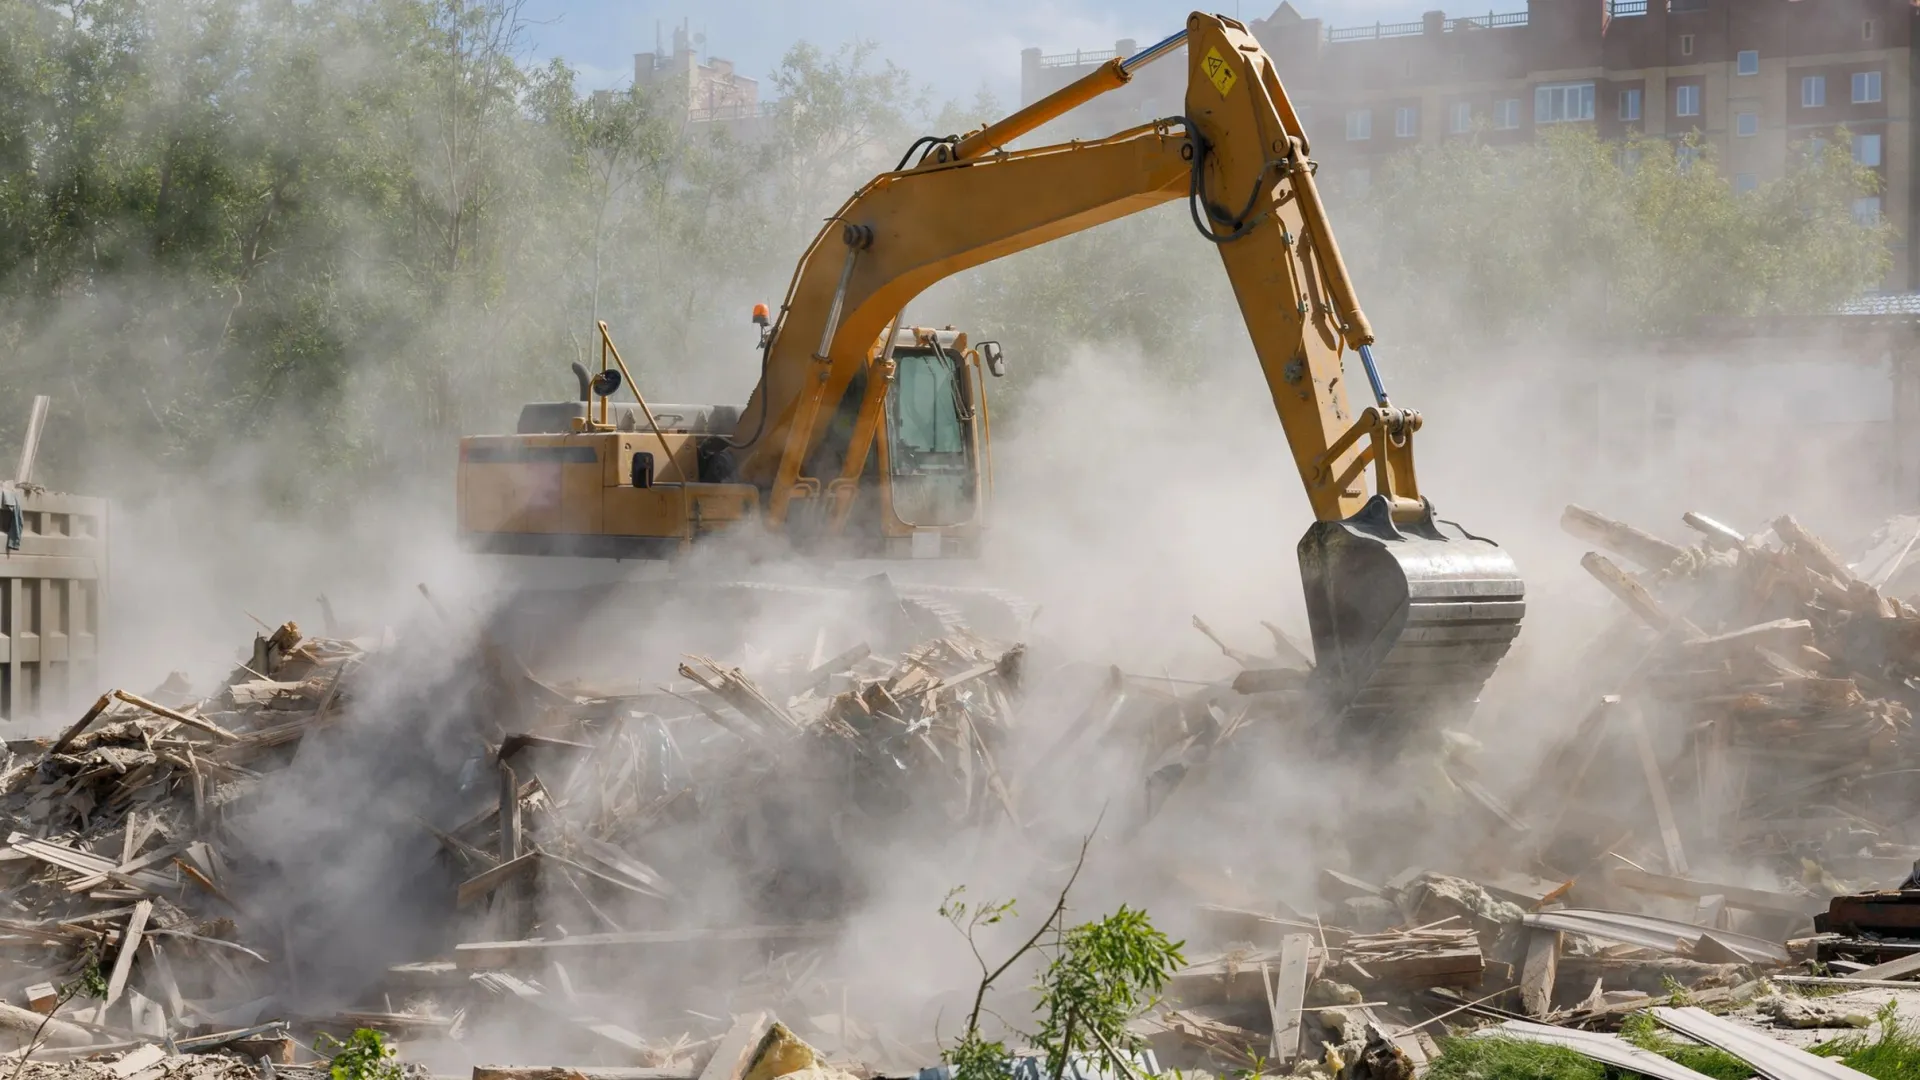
[8,507,1920,1079]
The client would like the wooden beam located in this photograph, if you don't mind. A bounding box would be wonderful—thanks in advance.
[696,1011,774,1080]
[458,851,542,908]
[1625,707,1688,876]
[1519,929,1562,1018]
[1580,553,1697,636]
[1562,505,1687,571]
[14,395,49,485]
[498,762,522,862]
[102,900,152,1011]
[1269,934,1312,1063]
[1852,951,1920,982]
[48,694,113,755]
[1607,867,1821,917]
[454,925,839,969]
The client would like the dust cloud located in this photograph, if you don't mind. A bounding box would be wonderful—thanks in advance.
[3,2,1909,1070]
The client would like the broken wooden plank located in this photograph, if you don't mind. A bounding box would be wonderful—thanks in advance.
[474,971,650,1054]
[498,762,522,863]
[1606,867,1821,917]
[1625,706,1689,876]
[1191,616,1261,668]
[1677,619,1814,659]
[457,851,542,908]
[1580,553,1696,636]
[109,1043,166,1078]
[1320,869,1383,902]
[1349,946,1484,990]
[453,925,839,969]
[1851,950,1920,982]
[696,1010,774,1080]
[48,694,114,756]
[1519,928,1561,1018]
[0,999,93,1050]
[1563,505,1687,572]
[1270,934,1312,1063]
[112,690,238,742]
[1773,515,1857,585]
[102,900,152,1011]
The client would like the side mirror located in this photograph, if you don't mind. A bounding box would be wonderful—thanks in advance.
[590,368,622,398]
[979,340,1006,378]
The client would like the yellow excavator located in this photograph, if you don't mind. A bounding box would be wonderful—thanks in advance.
[458,12,1525,746]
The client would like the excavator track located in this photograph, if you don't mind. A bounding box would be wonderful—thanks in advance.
[1299,497,1525,754]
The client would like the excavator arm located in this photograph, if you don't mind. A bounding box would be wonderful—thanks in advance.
[728,12,1524,750]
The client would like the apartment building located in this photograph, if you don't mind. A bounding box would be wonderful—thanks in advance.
[635,21,763,128]
[1021,0,1917,288]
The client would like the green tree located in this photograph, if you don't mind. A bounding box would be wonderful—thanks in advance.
[1346,126,1892,344]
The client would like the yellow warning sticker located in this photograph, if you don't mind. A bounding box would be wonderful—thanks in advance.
[1202,46,1238,97]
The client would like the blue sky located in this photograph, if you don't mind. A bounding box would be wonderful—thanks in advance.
[519,1,1438,103]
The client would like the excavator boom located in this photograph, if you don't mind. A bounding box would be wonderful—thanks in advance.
[720,13,1523,750]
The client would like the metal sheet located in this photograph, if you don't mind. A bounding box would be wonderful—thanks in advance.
[1521,908,1788,965]
[1478,1019,1718,1080]
[1653,1006,1871,1080]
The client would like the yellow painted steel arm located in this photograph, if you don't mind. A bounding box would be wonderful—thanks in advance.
[732,125,1191,522]
[732,11,1411,525]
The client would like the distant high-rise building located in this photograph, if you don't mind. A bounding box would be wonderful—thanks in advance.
[1025,0,1916,290]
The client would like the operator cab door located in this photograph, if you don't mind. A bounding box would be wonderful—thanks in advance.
[883,345,982,528]
[879,343,983,526]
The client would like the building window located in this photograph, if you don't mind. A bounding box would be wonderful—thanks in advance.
[1855,132,1883,167]
[1346,109,1372,140]
[1675,84,1700,118]
[1677,145,1698,173]
[1735,173,1758,194]
[1865,20,1877,40]
[1737,50,1759,76]
[1854,196,1882,226]
[1535,82,1594,124]
[1619,89,1641,121]
[1802,75,1826,108]
[1449,102,1472,134]
[1854,71,1883,104]
[1395,106,1418,138]
[1680,34,1695,57]
[1736,112,1758,137]
[1493,98,1521,130]
[1807,135,1829,158]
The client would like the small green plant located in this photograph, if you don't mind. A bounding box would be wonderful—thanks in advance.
[317,1028,404,1080]
[1660,974,1694,1007]
[1033,905,1185,1078]
[938,826,1184,1080]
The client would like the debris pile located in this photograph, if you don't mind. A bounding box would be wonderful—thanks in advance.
[11,502,1920,1079]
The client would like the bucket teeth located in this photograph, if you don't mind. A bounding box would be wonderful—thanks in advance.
[1298,496,1525,754]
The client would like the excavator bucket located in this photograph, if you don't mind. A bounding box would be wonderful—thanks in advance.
[1298,496,1525,755]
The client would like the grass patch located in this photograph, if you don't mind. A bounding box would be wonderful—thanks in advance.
[1813,1001,1920,1080]
[1425,1035,1607,1080]
[1427,999,1920,1080]
[1618,1012,1753,1080]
